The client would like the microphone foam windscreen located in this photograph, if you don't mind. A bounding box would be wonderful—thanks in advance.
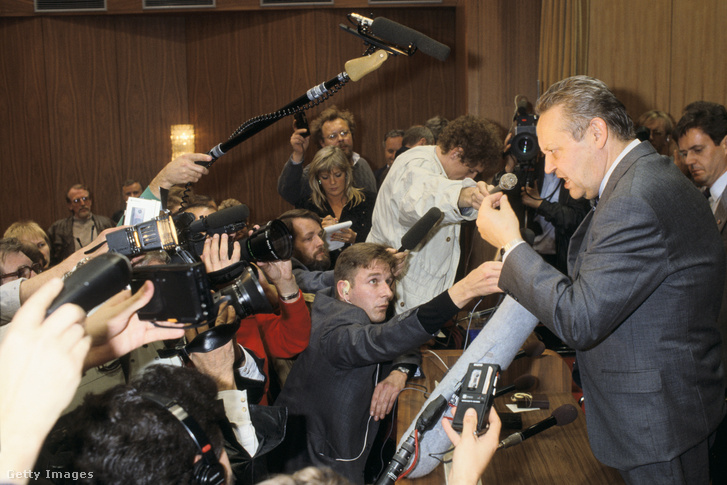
[513,374,538,391]
[553,404,579,426]
[190,204,249,233]
[400,207,442,251]
[370,17,451,62]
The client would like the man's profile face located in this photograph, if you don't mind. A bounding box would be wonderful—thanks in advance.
[320,118,354,160]
[345,259,394,323]
[291,217,330,271]
[537,105,603,200]
[67,188,92,219]
[384,136,403,166]
[0,251,37,285]
[122,182,143,202]
[678,128,727,188]
[442,148,483,181]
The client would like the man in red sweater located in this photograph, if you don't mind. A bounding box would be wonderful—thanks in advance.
[202,233,311,404]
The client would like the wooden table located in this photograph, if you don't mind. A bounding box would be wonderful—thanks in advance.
[396,348,623,484]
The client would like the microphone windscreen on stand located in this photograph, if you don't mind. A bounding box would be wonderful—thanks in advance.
[498,404,578,449]
[494,374,538,398]
[397,296,540,478]
[513,340,546,360]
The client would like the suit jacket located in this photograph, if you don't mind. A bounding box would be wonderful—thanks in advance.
[273,288,429,483]
[714,194,727,388]
[500,142,726,469]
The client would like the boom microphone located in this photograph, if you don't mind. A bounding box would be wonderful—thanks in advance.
[188,204,250,236]
[398,207,442,252]
[513,340,546,360]
[498,404,578,449]
[370,17,451,62]
[494,374,538,398]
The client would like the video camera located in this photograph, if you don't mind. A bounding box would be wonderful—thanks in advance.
[100,205,293,326]
[509,97,539,164]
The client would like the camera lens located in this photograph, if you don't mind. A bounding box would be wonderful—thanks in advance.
[242,219,293,262]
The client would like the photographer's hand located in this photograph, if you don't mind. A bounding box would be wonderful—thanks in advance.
[0,279,89,479]
[149,153,212,199]
[202,233,241,273]
[257,259,300,301]
[83,281,185,370]
[442,406,501,485]
[185,302,238,391]
[521,181,543,209]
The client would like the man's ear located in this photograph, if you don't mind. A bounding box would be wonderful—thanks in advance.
[336,280,351,300]
[589,117,608,148]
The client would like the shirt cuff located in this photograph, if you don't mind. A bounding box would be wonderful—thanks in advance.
[237,347,266,382]
[218,390,259,456]
[502,240,527,262]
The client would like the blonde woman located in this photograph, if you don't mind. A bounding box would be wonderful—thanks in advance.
[302,146,375,251]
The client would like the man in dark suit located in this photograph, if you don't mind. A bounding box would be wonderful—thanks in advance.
[273,243,503,483]
[674,101,727,384]
[477,76,726,484]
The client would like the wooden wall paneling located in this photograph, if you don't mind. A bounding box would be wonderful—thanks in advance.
[462,0,541,128]
[41,16,123,225]
[113,15,189,213]
[459,0,541,271]
[586,0,673,122]
[186,10,320,224]
[185,8,457,224]
[669,0,727,114]
[0,17,53,232]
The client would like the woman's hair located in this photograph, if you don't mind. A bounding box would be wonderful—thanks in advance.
[307,146,364,212]
[4,220,51,247]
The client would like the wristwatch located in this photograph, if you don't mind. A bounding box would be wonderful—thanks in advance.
[393,366,411,377]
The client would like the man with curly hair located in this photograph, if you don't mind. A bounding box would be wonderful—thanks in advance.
[367,115,504,313]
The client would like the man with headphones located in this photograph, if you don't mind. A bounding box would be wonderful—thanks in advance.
[62,365,233,485]
[273,243,503,483]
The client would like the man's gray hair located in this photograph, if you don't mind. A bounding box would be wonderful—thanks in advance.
[536,75,635,142]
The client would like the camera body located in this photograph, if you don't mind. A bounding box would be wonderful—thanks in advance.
[509,111,539,164]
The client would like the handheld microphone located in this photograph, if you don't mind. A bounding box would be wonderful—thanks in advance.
[498,404,578,449]
[513,340,546,361]
[370,17,451,62]
[188,204,249,236]
[398,207,442,252]
[493,374,538,398]
[489,173,518,195]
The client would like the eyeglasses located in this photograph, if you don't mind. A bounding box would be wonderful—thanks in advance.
[71,196,90,204]
[326,130,350,141]
[1,262,43,280]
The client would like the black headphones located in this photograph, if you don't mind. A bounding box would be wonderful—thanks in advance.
[141,392,226,485]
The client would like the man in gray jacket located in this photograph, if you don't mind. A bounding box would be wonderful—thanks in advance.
[274,243,503,483]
